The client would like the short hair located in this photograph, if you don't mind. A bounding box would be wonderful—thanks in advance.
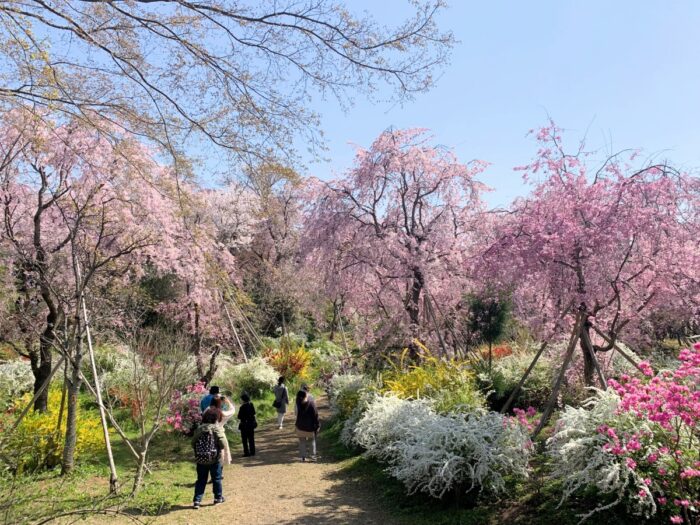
[301,384,310,392]
[209,385,220,395]
[296,389,307,405]
[202,407,222,424]
[241,391,250,403]
[278,376,285,385]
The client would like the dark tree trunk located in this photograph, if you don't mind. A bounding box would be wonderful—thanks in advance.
[580,320,596,387]
[61,347,83,475]
[30,309,58,412]
[405,267,425,362]
[406,267,424,327]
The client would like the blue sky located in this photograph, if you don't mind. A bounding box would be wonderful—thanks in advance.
[302,1,700,207]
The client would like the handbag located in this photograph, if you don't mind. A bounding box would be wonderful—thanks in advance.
[272,399,282,409]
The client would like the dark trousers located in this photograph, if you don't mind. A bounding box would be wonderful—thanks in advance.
[241,428,255,456]
[193,462,222,503]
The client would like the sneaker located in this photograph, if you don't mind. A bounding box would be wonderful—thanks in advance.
[214,497,226,505]
[310,455,318,462]
[193,502,201,510]
[278,426,283,430]
[301,457,306,462]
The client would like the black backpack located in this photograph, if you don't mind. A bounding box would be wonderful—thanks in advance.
[194,428,219,464]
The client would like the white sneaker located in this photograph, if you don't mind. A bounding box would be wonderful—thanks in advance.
[278,426,283,430]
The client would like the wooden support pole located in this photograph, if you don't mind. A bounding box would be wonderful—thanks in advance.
[220,292,248,363]
[5,355,66,438]
[531,313,584,438]
[499,300,577,414]
[590,325,646,375]
[580,327,608,389]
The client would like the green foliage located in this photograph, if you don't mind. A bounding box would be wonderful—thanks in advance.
[1,388,105,474]
[382,354,484,413]
[466,291,511,347]
[475,350,554,411]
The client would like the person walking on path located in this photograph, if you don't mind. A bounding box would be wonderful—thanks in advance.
[295,389,320,462]
[273,377,289,429]
[237,392,257,457]
[200,385,220,412]
[204,396,235,465]
[191,408,227,509]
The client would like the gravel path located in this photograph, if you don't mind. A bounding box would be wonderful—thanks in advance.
[104,399,398,525]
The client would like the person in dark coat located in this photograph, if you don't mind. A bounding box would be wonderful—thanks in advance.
[295,389,320,462]
[191,408,227,508]
[237,392,257,456]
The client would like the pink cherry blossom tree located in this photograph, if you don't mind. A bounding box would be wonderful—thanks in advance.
[482,123,700,388]
[0,108,238,476]
[303,128,487,354]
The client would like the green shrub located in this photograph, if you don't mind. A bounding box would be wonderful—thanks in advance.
[476,350,554,411]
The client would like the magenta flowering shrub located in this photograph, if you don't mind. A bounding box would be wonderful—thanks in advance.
[165,381,207,435]
[549,344,700,524]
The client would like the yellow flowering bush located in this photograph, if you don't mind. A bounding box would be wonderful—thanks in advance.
[2,388,105,474]
[382,350,484,413]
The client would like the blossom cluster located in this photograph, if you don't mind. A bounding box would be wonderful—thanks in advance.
[549,344,700,524]
[165,381,207,435]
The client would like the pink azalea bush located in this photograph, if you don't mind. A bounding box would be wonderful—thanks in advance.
[165,381,207,435]
[549,344,700,524]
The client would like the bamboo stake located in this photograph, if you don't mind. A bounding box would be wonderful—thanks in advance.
[220,292,248,362]
[80,271,119,493]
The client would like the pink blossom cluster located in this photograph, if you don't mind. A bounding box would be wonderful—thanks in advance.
[601,344,700,524]
[511,406,540,433]
[165,381,207,434]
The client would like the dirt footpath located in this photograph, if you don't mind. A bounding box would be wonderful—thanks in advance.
[101,399,398,525]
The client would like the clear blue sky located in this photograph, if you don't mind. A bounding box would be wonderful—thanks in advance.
[303,1,700,207]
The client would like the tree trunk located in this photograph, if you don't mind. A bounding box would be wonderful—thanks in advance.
[580,320,596,387]
[132,449,148,495]
[61,340,83,475]
[406,267,425,327]
[30,332,53,412]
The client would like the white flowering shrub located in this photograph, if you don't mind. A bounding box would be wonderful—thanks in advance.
[478,351,554,409]
[350,394,532,499]
[0,360,34,407]
[328,373,372,418]
[547,389,655,521]
[217,357,278,398]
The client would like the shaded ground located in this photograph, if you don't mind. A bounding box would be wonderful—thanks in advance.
[91,399,399,525]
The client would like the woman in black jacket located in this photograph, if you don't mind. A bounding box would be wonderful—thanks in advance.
[294,389,319,462]
[237,392,257,457]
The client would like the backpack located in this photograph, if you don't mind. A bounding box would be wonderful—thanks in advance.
[194,428,219,464]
